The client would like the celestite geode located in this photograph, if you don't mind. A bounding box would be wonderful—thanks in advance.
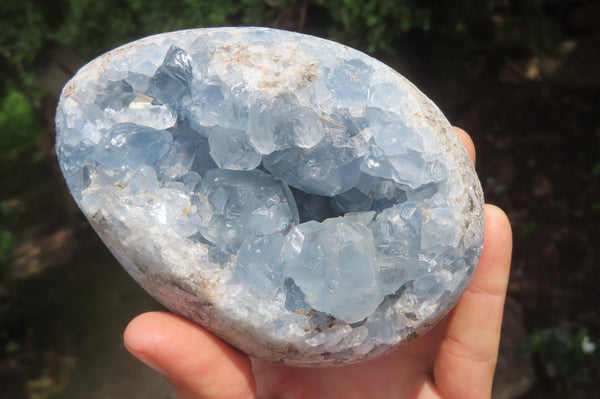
[55,27,484,366]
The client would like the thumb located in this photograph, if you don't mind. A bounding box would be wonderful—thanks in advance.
[124,311,257,399]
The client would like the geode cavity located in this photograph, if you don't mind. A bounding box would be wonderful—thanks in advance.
[55,27,484,366]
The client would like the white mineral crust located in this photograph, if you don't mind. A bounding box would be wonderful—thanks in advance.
[55,27,485,366]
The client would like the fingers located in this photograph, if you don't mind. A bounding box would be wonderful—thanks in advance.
[124,311,256,399]
[433,205,512,399]
[453,126,476,165]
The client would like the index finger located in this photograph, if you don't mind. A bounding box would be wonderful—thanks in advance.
[453,126,476,166]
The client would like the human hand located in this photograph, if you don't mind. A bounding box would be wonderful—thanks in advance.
[124,127,512,399]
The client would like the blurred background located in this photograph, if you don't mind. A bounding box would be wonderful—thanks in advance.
[1,0,599,398]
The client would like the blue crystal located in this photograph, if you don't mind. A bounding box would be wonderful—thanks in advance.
[95,80,136,111]
[156,120,212,180]
[197,168,298,252]
[55,27,484,366]
[284,277,310,313]
[96,123,172,169]
[208,126,263,170]
[282,217,381,324]
[236,233,285,299]
[149,46,193,108]
[327,59,373,108]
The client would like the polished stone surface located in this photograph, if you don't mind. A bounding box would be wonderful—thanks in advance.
[56,27,484,366]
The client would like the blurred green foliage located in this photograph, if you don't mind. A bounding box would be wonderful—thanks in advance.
[0,91,43,157]
[0,0,271,92]
[518,221,537,239]
[53,0,269,57]
[0,201,15,355]
[0,201,15,267]
[0,0,552,94]
[317,0,490,54]
[521,326,599,395]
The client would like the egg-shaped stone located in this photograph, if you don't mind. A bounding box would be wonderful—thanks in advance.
[56,27,484,366]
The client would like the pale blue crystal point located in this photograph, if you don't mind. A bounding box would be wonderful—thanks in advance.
[55,27,484,366]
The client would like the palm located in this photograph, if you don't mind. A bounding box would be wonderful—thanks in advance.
[251,323,445,398]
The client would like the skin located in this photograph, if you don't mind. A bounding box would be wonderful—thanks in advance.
[124,127,512,399]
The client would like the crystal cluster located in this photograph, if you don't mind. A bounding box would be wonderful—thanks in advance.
[56,27,484,366]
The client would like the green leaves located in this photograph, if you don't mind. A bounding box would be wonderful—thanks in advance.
[0,230,14,266]
[522,326,599,394]
[0,91,43,157]
[316,0,481,54]
[0,200,15,267]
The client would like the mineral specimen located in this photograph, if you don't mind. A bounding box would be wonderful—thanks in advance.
[55,27,485,366]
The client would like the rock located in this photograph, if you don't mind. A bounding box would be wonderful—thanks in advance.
[55,27,484,366]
